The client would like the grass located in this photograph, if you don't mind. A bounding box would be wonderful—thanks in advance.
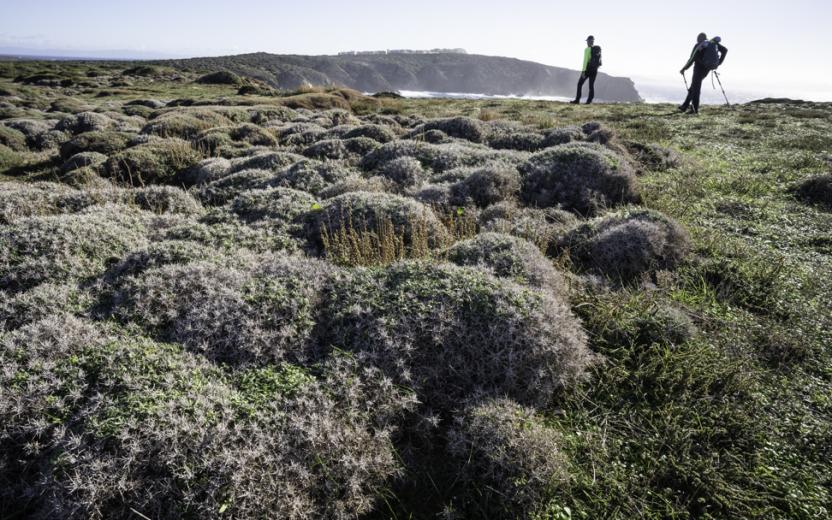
[1,58,831,519]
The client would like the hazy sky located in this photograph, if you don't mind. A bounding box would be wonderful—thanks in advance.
[2,0,831,98]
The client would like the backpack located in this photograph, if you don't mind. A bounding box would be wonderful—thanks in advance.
[700,40,720,70]
[588,45,602,70]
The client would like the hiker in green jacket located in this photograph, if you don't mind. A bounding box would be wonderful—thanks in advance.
[571,35,602,104]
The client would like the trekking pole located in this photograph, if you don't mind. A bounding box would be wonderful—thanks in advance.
[682,71,689,90]
[713,71,730,106]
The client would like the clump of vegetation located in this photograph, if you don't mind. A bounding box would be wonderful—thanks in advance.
[451,164,520,207]
[378,156,425,188]
[479,202,578,253]
[59,130,134,159]
[520,142,639,215]
[198,168,275,205]
[625,141,681,171]
[792,174,832,209]
[60,151,107,172]
[196,70,243,85]
[0,282,92,331]
[407,116,487,143]
[263,159,355,195]
[0,125,27,151]
[104,138,202,185]
[445,398,568,517]
[112,256,335,366]
[230,187,317,230]
[320,261,592,409]
[446,232,568,296]
[560,208,691,282]
[315,192,450,263]
[343,124,397,143]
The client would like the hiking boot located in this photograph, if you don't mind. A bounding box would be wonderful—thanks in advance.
[569,100,580,105]
[678,105,688,113]
[585,100,593,105]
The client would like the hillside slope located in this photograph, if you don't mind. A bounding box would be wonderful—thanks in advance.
[157,52,642,102]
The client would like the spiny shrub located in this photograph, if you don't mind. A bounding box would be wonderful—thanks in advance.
[229,150,306,174]
[560,208,691,282]
[625,141,681,171]
[451,164,520,207]
[792,174,832,209]
[262,159,355,195]
[0,125,27,151]
[0,282,92,331]
[59,166,113,189]
[319,261,592,409]
[479,202,578,253]
[142,109,232,139]
[161,217,300,254]
[59,130,133,159]
[542,126,584,147]
[445,398,568,518]
[178,157,232,186]
[406,117,487,143]
[55,111,116,134]
[343,124,397,143]
[418,128,451,143]
[0,208,150,292]
[198,168,275,205]
[60,151,107,172]
[378,156,425,188]
[230,187,317,229]
[446,232,568,297]
[192,127,237,155]
[104,138,202,185]
[0,316,412,519]
[276,122,327,146]
[520,142,639,215]
[319,175,394,199]
[196,70,243,85]
[487,123,546,152]
[315,192,450,255]
[302,137,379,161]
[112,256,335,366]
[101,239,226,285]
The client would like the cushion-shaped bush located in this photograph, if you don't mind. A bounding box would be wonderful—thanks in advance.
[559,208,691,282]
[542,126,584,147]
[0,125,27,151]
[261,159,355,195]
[479,203,579,257]
[198,168,275,205]
[60,151,107,172]
[229,150,305,173]
[446,232,568,297]
[406,117,487,143]
[343,124,397,143]
[445,398,568,517]
[141,109,232,139]
[178,157,232,186]
[230,187,318,227]
[104,138,202,185]
[0,316,411,519]
[196,70,243,85]
[318,176,394,199]
[59,130,134,159]
[55,111,116,134]
[0,282,92,331]
[520,142,639,215]
[378,156,426,188]
[161,218,300,254]
[625,141,682,172]
[314,191,449,249]
[451,165,520,207]
[319,261,591,409]
[302,137,379,161]
[112,256,335,366]
[792,174,832,209]
[0,208,150,292]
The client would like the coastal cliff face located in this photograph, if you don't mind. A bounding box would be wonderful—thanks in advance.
[160,52,643,102]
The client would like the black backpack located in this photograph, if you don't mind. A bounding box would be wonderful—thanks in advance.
[588,45,602,69]
[701,41,720,70]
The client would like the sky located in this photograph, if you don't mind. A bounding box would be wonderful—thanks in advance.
[1,0,831,100]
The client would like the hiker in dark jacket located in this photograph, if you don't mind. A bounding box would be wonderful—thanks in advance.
[571,35,602,104]
[679,33,728,113]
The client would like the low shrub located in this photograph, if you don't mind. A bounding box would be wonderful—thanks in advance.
[625,141,682,172]
[450,165,520,207]
[104,138,202,185]
[112,256,335,366]
[262,159,355,195]
[196,70,243,85]
[229,150,305,174]
[178,157,232,186]
[0,282,92,331]
[378,156,425,188]
[520,142,639,215]
[343,124,397,143]
[446,398,568,517]
[60,151,107,172]
[542,126,584,147]
[59,130,134,159]
[55,111,116,134]
[406,117,487,143]
[479,202,578,253]
[446,232,568,296]
[319,261,592,409]
[318,175,394,199]
[198,168,275,205]
[0,125,27,152]
[230,187,317,229]
[559,208,691,282]
[792,174,832,209]
[302,137,379,161]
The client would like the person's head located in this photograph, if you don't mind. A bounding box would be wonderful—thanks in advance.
[697,33,707,43]
[586,35,595,47]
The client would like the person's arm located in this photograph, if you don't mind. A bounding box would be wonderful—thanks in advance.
[681,43,698,73]
[717,43,728,66]
[582,47,591,74]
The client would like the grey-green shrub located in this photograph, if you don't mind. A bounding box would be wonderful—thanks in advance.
[520,142,639,215]
[559,208,691,282]
[446,233,568,297]
[104,138,202,185]
[59,130,134,159]
[60,151,107,172]
[319,261,591,410]
[406,117,487,143]
[261,159,355,195]
[378,156,425,188]
[451,165,520,207]
[0,282,92,331]
[446,398,568,518]
[112,255,335,366]
[230,187,317,229]
[343,124,397,143]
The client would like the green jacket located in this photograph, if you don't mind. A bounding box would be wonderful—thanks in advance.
[582,46,592,72]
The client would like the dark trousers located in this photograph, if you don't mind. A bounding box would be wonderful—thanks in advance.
[681,65,710,113]
[575,69,598,103]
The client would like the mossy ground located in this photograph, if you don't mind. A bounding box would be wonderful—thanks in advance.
[1,60,831,519]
